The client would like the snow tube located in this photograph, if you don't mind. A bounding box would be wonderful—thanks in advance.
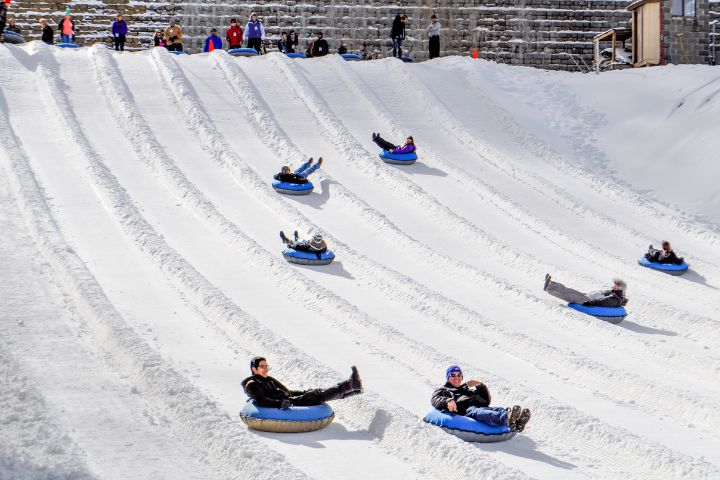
[55,43,80,49]
[229,48,258,57]
[400,56,413,63]
[379,150,417,165]
[638,257,688,275]
[2,30,26,44]
[568,303,627,324]
[282,248,335,266]
[169,50,188,55]
[340,53,362,61]
[423,409,516,443]
[272,180,314,195]
[287,52,306,58]
[240,402,334,433]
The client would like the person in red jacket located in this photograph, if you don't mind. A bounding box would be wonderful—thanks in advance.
[225,18,243,49]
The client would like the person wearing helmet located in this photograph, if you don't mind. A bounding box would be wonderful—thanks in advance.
[431,365,531,432]
[273,157,323,185]
[371,133,415,154]
[544,275,628,308]
[279,231,328,258]
[242,356,363,409]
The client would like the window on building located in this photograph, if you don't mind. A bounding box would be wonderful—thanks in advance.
[672,0,696,16]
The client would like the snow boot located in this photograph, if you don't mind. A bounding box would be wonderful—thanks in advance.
[280,231,290,244]
[293,230,299,241]
[514,408,531,432]
[506,405,521,429]
[543,274,551,291]
[349,366,363,393]
[319,379,357,402]
[676,257,685,265]
[318,157,324,167]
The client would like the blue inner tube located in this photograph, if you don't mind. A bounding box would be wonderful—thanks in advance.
[568,303,627,323]
[229,48,259,56]
[282,248,335,266]
[3,30,26,44]
[55,43,80,49]
[239,402,334,433]
[341,53,362,60]
[169,50,188,55]
[400,56,413,63]
[272,180,314,195]
[638,257,688,275]
[379,150,417,164]
[423,409,516,443]
[286,52,306,58]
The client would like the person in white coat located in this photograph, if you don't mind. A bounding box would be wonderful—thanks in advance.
[426,14,441,59]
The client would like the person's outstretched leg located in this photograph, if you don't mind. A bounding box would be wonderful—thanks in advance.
[373,134,397,151]
[544,276,590,304]
[464,406,507,426]
[294,158,313,175]
[291,366,363,405]
[299,157,322,178]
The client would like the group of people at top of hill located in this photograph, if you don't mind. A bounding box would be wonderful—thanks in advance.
[242,357,532,432]
[4,5,446,61]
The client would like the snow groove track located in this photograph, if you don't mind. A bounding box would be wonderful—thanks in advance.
[1,46,307,480]
[1,44,719,480]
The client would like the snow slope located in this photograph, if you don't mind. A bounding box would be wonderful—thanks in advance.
[1,42,719,480]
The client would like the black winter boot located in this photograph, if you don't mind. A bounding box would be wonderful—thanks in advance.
[280,231,290,244]
[319,384,345,402]
[349,366,363,393]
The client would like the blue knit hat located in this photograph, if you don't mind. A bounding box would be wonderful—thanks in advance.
[446,365,462,381]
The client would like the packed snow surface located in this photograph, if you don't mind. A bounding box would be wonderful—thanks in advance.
[1,42,719,480]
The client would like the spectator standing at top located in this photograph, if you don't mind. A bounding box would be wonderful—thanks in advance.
[0,0,8,41]
[390,14,407,59]
[58,9,75,44]
[163,19,183,52]
[245,12,264,54]
[225,18,243,50]
[203,28,222,52]
[153,29,164,47]
[338,42,347,54]
[305,40,314,58]
[40,19,53,44]
[426,14,440,59]
[111,14,128,51]
[286,30,298,53]
[312,31,328,57]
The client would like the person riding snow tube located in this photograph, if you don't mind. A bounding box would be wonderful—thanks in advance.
[544,274,628,323]
[239,357,362,433]
[280,231,335,265]
[639,242,688,275]
[272,158,322,195]
[425,365,530,442]
[372,133,417,164]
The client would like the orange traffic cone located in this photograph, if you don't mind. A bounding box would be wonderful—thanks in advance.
[208,41,215,52]
[472,48,478,59]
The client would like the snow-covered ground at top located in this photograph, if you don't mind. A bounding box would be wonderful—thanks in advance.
[0,41,719,480]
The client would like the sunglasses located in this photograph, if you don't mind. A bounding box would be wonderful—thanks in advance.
[256,364,270,370]
[449,373,463,378]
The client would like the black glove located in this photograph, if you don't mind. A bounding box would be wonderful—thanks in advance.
[280,399,292,410]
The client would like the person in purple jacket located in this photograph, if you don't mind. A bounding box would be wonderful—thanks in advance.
[372,133,415,154]
[111,14,128,51]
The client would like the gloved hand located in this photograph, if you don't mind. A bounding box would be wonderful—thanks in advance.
[280,399,292,410]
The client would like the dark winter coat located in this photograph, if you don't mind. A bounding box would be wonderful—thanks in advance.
[42,25,54,44]
[241,374,303,408]
[648,249,682,265]
[286,34,298,53]
[274,172,308,184]
[312,38,329,57]
[390,15,405,40]
[582,289,626,308]
[112,20,128,36]
[291,240,328,255]
[431,382,491,415]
